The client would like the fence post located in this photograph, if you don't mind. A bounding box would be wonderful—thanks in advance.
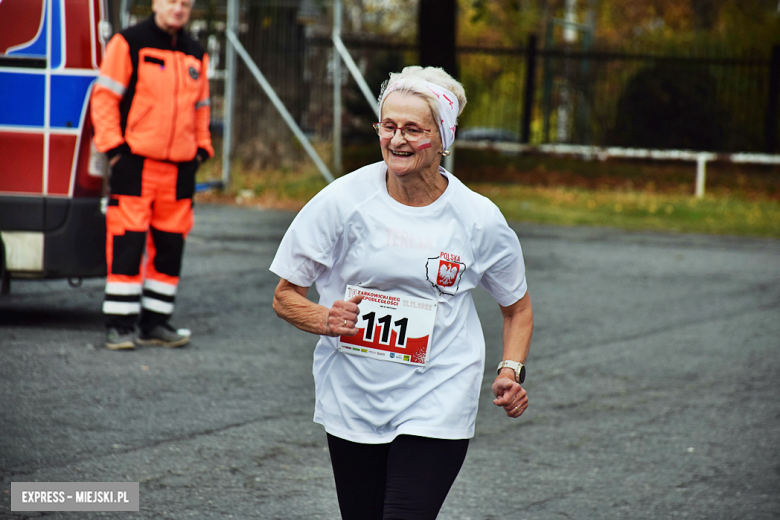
[333,0,343,174]
[522,35,538,144]
[695,154,707,198]
[765,45,780,154]
[542,21,554,143]
[222,0,238,188]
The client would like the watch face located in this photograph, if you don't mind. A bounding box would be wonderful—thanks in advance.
[518,365,526,384]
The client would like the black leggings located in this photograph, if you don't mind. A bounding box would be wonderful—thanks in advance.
[327,433,470,520]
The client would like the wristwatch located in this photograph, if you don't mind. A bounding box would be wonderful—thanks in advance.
[496,360,526,384]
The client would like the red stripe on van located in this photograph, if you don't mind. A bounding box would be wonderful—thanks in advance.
[93,0,104,65]
[0,0,45,55]
[48,134,78,195]
[65,0,93,69]
[0,133,44,194]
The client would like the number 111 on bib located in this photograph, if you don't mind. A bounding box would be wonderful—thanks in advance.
[338,285,437,366]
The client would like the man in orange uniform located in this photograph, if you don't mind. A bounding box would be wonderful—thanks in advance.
[91,0,213,349]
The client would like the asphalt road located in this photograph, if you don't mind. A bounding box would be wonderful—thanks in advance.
[1,203,779,520]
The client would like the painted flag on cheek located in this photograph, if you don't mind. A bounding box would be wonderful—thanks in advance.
[417,138,432,150]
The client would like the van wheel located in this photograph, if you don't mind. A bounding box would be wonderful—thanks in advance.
[0,238,9,295]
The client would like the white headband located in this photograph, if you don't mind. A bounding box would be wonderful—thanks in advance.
[380,79,460,151]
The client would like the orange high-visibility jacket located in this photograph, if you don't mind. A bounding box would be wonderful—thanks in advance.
[91,16,214,163]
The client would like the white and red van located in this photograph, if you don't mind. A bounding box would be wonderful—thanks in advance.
[0,0,110,294]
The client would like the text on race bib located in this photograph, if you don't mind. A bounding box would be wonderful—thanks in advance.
[338,285,437,366]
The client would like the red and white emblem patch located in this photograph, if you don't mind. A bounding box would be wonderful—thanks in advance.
[426,253,465,296]
[437,260,460,287]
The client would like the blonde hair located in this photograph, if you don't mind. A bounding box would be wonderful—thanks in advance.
[378,66,467,124]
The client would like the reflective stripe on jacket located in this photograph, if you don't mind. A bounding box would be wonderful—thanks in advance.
[91,16,213,163]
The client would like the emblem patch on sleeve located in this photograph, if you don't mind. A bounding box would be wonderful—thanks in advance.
[426,252,466,296]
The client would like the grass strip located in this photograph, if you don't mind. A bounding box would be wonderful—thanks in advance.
[198,161,780,238]
[472,184,780,238]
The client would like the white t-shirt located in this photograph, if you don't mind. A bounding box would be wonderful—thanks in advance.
[270,161,528,443]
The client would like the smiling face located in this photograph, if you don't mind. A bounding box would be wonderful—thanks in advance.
[153,0,192,35]
[379,92,442,181]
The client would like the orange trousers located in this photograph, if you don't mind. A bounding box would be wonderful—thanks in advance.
[102,154,197,330]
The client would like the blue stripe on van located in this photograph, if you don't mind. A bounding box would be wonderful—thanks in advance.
[51,0,62,69]
[0,72,45,126]
[50,75,96,128]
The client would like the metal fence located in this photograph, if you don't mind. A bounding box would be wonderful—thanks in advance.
[534,45,779,153]
[222,3,419,169]
[451,41,779,154]
[125,1,780,165]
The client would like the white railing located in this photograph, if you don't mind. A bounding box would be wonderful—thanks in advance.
[453,141,780,198]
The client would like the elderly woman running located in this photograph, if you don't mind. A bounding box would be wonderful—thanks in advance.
[270,65,534,519]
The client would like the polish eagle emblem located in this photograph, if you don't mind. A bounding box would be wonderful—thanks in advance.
[426,255,466,296]
[439,263,458,285]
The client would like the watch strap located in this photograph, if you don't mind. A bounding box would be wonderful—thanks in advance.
[496,360,526,384]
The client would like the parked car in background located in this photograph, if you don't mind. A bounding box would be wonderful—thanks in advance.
[0,0,110,294]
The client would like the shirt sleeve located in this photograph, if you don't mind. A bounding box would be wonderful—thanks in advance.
[269,186,344,288]
[90,34,132,153]
[476,203,528,307]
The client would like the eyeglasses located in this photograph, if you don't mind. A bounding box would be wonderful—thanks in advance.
[373,122,435,142]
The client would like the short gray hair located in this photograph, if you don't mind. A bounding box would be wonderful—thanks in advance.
[378,66,467,124]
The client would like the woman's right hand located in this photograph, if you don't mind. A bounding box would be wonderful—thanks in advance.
[324,295,363,337]
[273,279,363,337]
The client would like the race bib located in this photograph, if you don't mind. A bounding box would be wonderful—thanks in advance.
[338,285,437,366]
